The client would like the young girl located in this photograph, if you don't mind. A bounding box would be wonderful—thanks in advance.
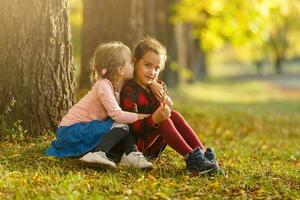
[120,37,220,175]
[45,41,153,169]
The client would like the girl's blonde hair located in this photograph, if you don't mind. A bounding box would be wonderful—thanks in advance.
[133,36,167,70]
[90,41,131,84]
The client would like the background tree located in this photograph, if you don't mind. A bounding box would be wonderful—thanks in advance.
[81,0,184,87]
[0,0,75,136]
[173,0,268,75]
[264,0,300,74]
[80,0,144,89]
[144,0,179,86]
[174,0,300,75]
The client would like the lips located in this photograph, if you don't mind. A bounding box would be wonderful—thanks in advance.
[144,76,154,82]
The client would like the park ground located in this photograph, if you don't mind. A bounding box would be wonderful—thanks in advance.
[0,74,299,199]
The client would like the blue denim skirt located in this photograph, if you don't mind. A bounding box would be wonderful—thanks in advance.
[45,118,113,157]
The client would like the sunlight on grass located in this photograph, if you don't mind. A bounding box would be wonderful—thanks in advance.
[1,78,299,199]
[173,80,300,103]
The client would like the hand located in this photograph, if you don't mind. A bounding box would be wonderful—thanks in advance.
[138,113,151,120]
[152,104,171,123]
[149,81,165,100]
[161,95,173,107]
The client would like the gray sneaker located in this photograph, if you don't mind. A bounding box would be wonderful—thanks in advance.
[79,151,116,168]
[205,148,225,176]
[186,147,218,176]
[119,151,153,169]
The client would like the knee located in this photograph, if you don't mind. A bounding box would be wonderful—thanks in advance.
[171,110,180,115]
[110,122,129,132]
[171,110,182,119]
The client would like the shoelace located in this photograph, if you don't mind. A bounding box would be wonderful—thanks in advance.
[205,152,215,161]
[96,151,109,159]
[132,152,147,161]
[205,149,216,161]
[189,150,207,163]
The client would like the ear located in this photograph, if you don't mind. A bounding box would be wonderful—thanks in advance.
[117,66,124,75]
[132,57,137,64]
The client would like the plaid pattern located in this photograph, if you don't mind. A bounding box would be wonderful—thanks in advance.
[120,80,166,137]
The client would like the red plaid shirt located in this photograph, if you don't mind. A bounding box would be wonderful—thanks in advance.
[120,80,166,137]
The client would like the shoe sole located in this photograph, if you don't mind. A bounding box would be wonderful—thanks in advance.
[119,162,153,170]
[80,160,116,169]
[188,166,218,176]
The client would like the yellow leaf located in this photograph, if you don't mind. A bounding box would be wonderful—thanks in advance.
[46,156,57,161]
[155,192,170,200]
[147,174,156,181]
[8,154,21,158]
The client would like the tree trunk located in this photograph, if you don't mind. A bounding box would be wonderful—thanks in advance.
[0,0,75,136]
[188,38,207,81]
[174,23,189,84]
[81,0,144,89]
[274,55,283,74]
[154,0,179,87]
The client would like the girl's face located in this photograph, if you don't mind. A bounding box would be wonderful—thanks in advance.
[121,49,134,80]
[134,51,162,88]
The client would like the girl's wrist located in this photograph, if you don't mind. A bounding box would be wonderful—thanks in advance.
[138,114,150,120]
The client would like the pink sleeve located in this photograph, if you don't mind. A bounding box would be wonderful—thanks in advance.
[96,80,138,123]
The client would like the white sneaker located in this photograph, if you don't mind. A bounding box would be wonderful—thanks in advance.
[79,151,116,168]
[119,151,153,169]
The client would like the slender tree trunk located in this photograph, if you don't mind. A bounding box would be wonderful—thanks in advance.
[155,0,178,87]
[0,0,75,136]
[274,54,283,74]
[81,0,144,89]
[174,23,189,84]
[186,30,208,82]
[144,0,157,37]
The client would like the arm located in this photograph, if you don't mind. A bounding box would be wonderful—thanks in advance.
[120,85,160,136]
[96,80,141,124]
[149,79,167,100]
[149,80,173,107]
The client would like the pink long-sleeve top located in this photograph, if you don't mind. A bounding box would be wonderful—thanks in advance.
[60,79,138,126]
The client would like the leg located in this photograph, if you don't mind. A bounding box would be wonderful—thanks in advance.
[158,118,193,156]
[170,110,205,150]
[144,121,217,174]
[121,132,138,155]
[119,132,153,169]
[94,123,129,153]
[80,123,129,168]
[137,131,167,159]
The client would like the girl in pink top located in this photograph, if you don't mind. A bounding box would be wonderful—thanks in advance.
[46,42,153,169]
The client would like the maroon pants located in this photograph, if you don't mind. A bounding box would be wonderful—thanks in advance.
[137,110,205,158]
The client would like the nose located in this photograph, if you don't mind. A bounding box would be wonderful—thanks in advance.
[149,68,155,76]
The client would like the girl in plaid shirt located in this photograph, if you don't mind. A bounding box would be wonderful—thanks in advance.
[120,37,220,175]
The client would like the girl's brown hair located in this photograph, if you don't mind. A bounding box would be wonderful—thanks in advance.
[90,41,131,84]
[133,36,167,70]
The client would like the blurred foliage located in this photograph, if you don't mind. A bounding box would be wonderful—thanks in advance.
[173,0,300,64]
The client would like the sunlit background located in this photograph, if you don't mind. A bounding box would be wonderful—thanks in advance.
[1,1,299,198]
[69,0,300,81]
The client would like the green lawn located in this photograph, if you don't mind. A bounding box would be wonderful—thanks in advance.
[1,78,299,199]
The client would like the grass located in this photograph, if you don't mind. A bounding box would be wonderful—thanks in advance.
[1,77,299,199]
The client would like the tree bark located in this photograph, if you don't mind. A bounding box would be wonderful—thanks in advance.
[81,0,144,89]
[154,0,179,87]
[190,39,207,81]
[0,0,75,136]
[174,23,189,84]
